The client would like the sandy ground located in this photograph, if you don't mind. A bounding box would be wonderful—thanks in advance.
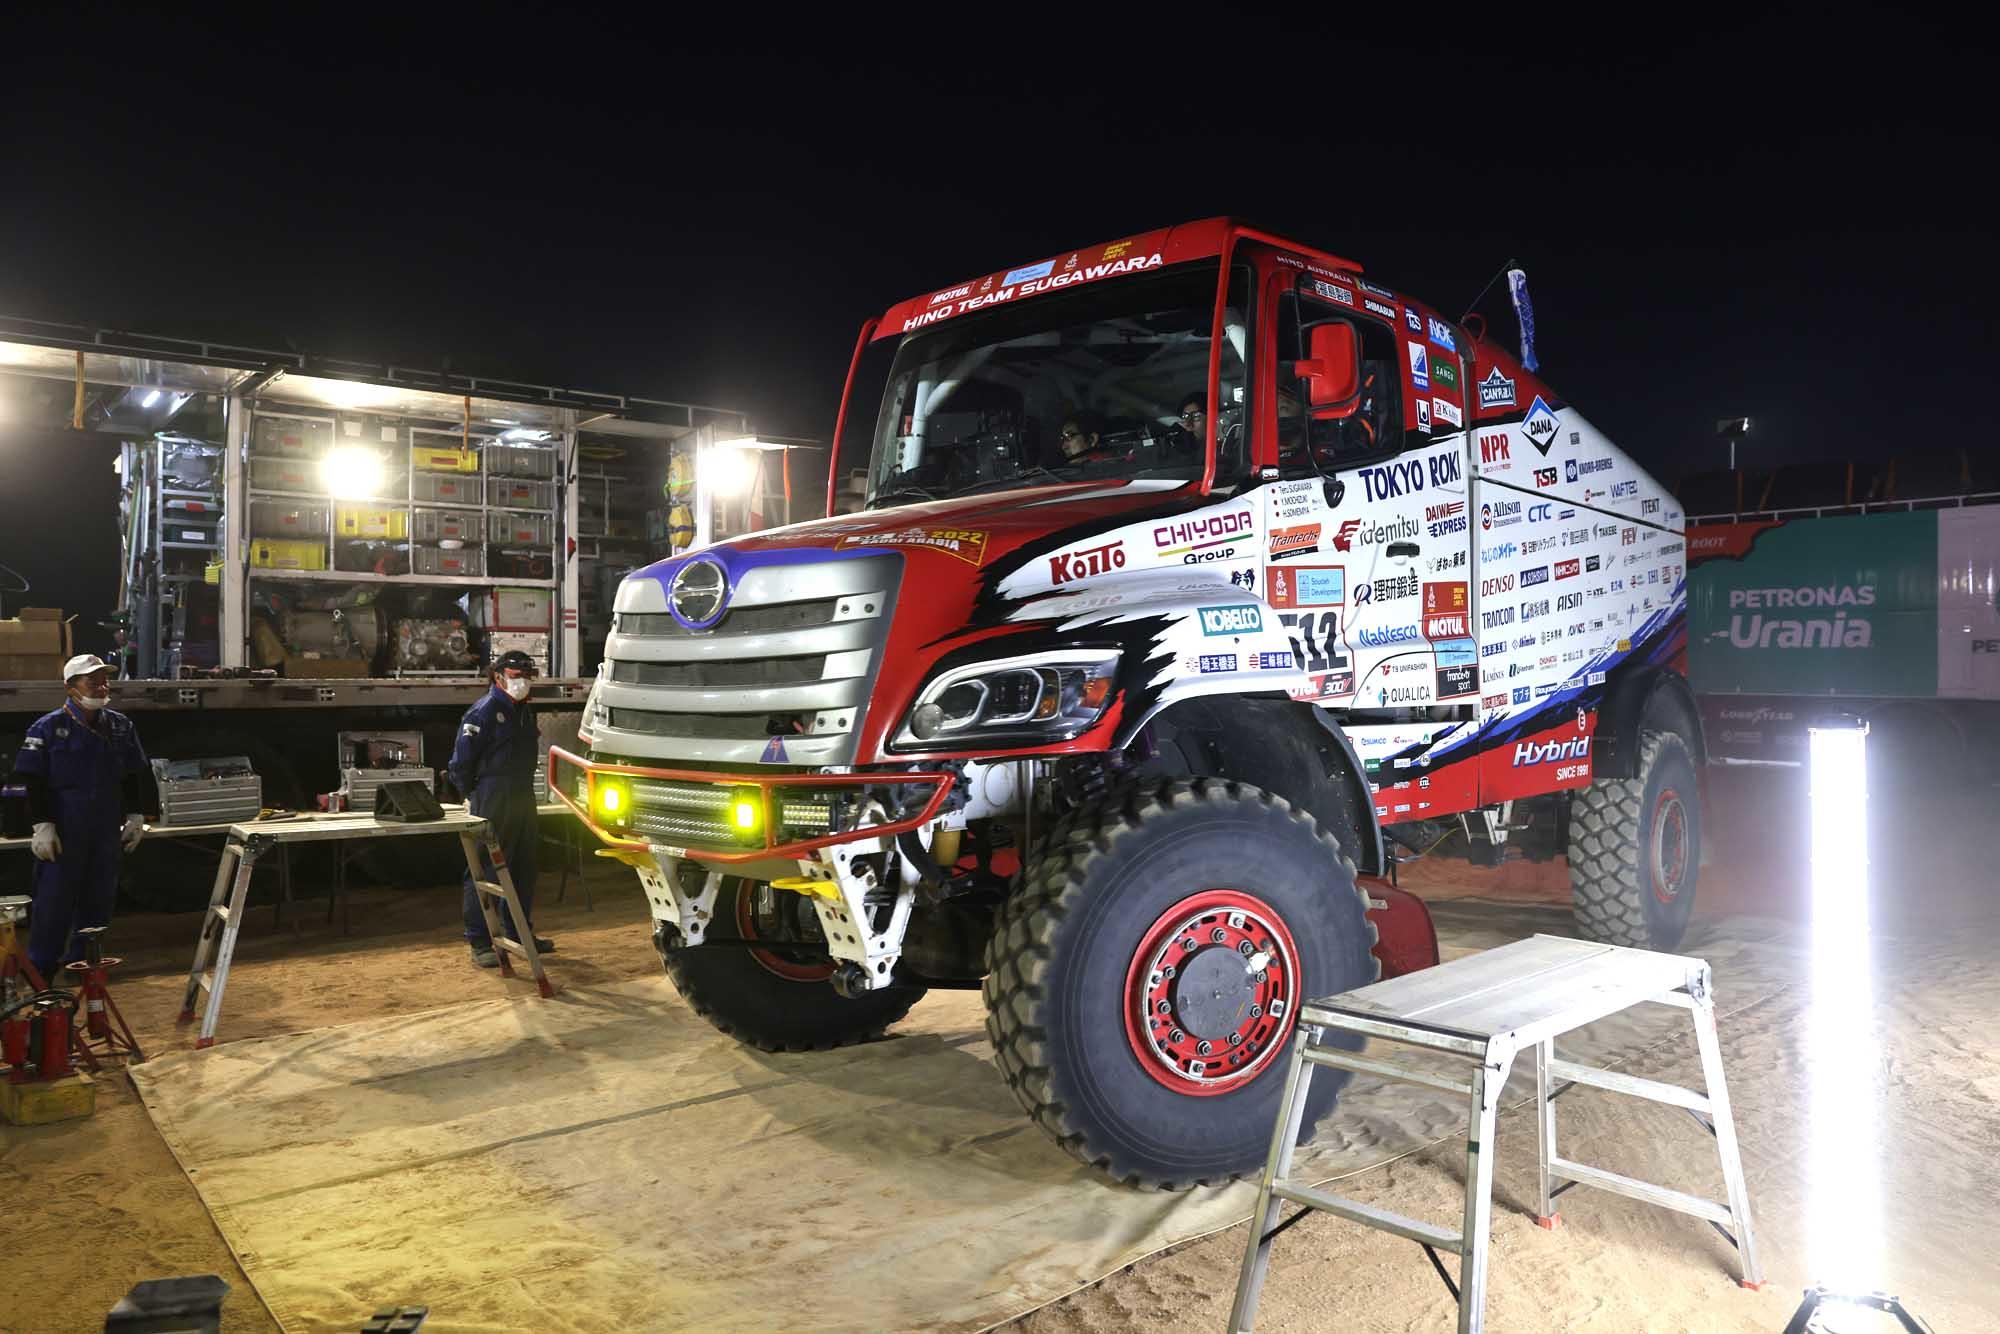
[3,764,1996,1333]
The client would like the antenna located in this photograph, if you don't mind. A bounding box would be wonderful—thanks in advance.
[1460,257,1517,324]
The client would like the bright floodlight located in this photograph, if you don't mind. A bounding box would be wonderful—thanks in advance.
[320,446,386,500]
[1806,719,1880,1288]
[707,445,762,497]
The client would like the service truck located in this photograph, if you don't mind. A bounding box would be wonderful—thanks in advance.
[1688,505,2000,778]
[551,219,1698,1185]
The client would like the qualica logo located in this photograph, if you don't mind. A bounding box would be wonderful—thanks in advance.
[1513,736,1592,767]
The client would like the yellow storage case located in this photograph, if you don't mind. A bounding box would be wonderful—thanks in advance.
[250,538,329,570]
[411,445,479,473]
[336,506,410,539]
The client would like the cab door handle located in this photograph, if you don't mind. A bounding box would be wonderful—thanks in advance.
[1387,541,1420,559]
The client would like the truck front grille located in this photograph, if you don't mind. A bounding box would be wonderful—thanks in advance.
[594,552,898,766]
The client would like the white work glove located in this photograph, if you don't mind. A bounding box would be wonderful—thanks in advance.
[31,822,61,862]
[121,814,145,852]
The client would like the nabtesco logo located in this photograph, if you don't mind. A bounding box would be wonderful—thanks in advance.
[1513,735,1592,767]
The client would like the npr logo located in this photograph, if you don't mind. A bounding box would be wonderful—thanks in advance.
[1478,432,1511,465]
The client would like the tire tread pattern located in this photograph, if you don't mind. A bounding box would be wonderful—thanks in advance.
[1569,728,1676,947]
[982,776,1378,1190]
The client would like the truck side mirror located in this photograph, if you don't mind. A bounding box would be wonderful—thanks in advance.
[1292,322,1361,417]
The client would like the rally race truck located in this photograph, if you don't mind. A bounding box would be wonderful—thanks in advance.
[550,219,1697,1187]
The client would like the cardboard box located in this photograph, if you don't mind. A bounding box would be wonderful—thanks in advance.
[0,654,67,681]
[0,610,74,678]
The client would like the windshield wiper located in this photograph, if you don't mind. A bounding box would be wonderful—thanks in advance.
[949,466,1074,497]
[867,483,942,509]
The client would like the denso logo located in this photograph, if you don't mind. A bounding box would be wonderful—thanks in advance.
[1514,736,1592,767]
[1154,509,1251,550]
[1049,541,1125,584]
[1356,624,1422,647]
[1198,604,1262,636]
[1478,431,1511,466]
[1519,565,1549,587]
[1555,559,1580,579]
[1481,574,1515,596]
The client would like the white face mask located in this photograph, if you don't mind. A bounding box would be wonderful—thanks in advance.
[502,677,530,702]
[74,692,108,711]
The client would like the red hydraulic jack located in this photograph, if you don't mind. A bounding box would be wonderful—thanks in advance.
[59,926,144,1067]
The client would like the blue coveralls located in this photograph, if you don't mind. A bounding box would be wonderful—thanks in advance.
[448,685,539,948]
[12,701,148,980]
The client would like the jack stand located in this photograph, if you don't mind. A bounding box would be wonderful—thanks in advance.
[0,895,49,1000]
[61,926,144,1066]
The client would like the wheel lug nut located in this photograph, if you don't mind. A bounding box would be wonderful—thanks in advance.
[1156,1000,1170,1014]
[1168,1028,1185,1044]
[1238,940,1255,956]
[1228,1032,1242,1045]
[1249,1004,1263,1018]
[1209,927,1227,944]
[1196,1040,1212,1056]
[1181,937,1196,952]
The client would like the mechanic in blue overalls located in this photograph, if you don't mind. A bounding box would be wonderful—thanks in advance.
[13,654,152,984]
[448,649,554,968]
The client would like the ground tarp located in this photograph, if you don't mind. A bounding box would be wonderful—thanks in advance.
[130,906,1799,1333]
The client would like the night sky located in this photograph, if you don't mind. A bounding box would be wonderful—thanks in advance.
[2,10,1990,636]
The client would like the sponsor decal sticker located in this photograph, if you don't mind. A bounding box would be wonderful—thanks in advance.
[838,527,989,564]
[1269,524,1322,559]
[1048,540,1125,584]
[1427,316,1458,351]
[1196,653,1239,673]
[1198,604,1263,636]
[1432,356,1459,391]
[1416,398,1432,433]
[1520,395,1560,455]
[1408,343,1431,391]
[1432,397,1463,428]
[1363,296,1398,320]
[1312,279,1355,307]
[1477,365,1516,409]
[1478,430,1511,467]
[1003,260,1054,285]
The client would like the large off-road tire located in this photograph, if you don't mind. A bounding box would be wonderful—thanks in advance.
[984,778,1380,1189]
[1569,729,1701,949]
[658,876,925,1052]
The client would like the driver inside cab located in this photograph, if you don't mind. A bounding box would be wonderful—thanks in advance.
[1055,412,1122,466]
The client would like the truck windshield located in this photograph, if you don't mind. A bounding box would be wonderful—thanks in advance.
[866,262,1247,507]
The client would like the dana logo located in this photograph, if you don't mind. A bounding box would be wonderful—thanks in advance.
[1426,500,1467,538]
[1520,565,1550,587]
[1520,396,1560,455]
[1513,735,1592,767]
[1481,574,1515,596]
[1555,559,1580,579]
[1408,343,1431,391]
[1049,540,1124,584]
[1478,366,1516,409]
[1198,604,1263,636]
[1534,467,1558,487]
[1478,431,1511,466]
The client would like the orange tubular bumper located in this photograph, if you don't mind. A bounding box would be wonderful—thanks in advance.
[546,745,957,863]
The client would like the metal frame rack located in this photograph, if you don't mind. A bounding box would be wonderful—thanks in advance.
[118,433,228,679]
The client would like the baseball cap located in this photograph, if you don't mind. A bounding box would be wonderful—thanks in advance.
[61,654,110,682]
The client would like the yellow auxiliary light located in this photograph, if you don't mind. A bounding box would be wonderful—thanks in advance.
[594,777,630,823]
[730,790,762,834]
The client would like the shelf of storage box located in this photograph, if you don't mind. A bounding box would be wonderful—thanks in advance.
[242,409,559,587]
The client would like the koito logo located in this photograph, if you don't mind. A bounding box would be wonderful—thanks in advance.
[1049,541,1125,584]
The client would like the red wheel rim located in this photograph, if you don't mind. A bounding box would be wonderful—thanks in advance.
[737,881,836,983]
[1651,787,1690,904]
[1122,889,1301,1096]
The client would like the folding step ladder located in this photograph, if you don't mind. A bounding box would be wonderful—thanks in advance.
[1229,934,1761,1333]
[178,812,549,1048]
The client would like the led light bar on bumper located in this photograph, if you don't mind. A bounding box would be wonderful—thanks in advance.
[547,746,954,862]
[892,650,1119,752]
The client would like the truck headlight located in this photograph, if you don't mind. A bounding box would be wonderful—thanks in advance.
[893,651,1119,751]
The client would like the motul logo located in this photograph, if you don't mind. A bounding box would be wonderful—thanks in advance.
[1513,736,1592,767]
[1049,540,1125,584]
[1425,614,1468,638]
